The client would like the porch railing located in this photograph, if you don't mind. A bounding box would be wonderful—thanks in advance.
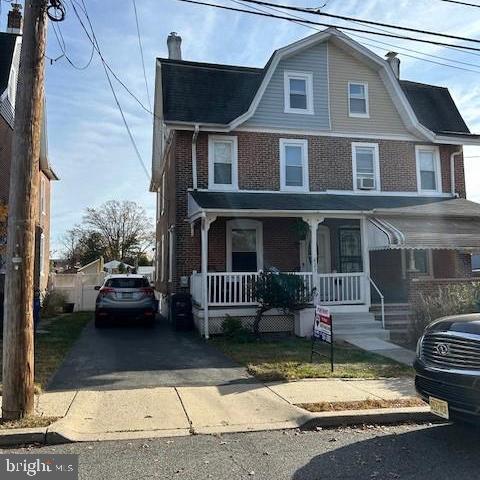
[190,271,366,307]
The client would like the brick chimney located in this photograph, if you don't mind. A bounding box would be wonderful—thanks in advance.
[167,32,182,60]
[7,3,22,34]
[385,51,400,78]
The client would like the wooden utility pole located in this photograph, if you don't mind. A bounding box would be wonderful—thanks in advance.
[2,0,48,420]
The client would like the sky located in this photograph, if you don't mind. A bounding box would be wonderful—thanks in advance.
[2,0,480,256]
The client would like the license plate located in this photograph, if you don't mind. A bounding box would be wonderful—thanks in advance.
[122,293,133,299]
[429,396,449,420]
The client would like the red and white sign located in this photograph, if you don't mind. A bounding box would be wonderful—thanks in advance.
[313,305,332,343]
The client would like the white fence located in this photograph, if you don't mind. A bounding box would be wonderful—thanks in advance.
[190,271,365,307]
[50,272,106,312]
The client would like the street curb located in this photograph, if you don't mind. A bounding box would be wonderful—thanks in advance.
[0,427,47,447]
[300,406,440,429]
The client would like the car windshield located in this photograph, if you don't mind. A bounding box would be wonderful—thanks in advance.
[104,277,149,289]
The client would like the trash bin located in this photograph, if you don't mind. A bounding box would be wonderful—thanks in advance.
[170,293,193,331]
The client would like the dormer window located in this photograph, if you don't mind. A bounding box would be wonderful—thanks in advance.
[348,82,369,118]
[284,71,314,114]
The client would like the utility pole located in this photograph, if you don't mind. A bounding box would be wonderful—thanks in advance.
[2,0,49,420]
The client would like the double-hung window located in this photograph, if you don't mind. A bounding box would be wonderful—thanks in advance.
[208,136,238,190]
[284,71,314,114]
[416,145,441,193]
[280,139,309,192]
[352,142,380,191]
[40,176,46,215]
[226,219,263,272]
[348,82,369,117]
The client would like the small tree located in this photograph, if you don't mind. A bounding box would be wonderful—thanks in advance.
[253,271,313,336]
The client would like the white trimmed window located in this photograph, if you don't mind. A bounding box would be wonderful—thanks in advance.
[226,219,263,272]
[160,234,165,282]
[284,71,314,114]
[352,142,380,191]
[168,228,173,283]
[39,233,45,277]
[161,173,165,215]
[40,176,46,215]
[416,145,441,193]
[280,139,309,192]
[348,82,369,117]
[208,136,238,190]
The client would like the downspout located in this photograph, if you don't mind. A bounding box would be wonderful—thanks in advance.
[192,124,200,190]
[450,148,463,197]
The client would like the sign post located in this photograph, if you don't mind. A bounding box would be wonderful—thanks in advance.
[310,305,334,372]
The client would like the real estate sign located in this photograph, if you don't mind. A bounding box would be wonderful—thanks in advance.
[311,305,334,372]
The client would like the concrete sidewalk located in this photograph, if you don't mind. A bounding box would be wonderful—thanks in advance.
[18,377,428,443]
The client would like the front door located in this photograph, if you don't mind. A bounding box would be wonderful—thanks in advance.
[300,225,331,272]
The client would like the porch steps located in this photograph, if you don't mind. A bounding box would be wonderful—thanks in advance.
[370,303,412,340]
[333,312,390,341]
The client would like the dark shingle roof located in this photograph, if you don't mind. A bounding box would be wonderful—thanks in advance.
[161,59,263,124]
[190,191,450,211]
[399,80,470,135]
[160,56,472,135]
[0,32,17,94]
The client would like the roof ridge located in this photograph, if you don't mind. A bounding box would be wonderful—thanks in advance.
[158,57,263,74]
[400,79,448,90]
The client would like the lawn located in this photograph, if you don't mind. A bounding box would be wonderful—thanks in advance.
[212,336,413,381]
[0,312,91,392]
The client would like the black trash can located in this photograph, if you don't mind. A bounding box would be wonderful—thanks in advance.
[170,293,193,331]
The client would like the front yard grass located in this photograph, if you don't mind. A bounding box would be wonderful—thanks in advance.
[298,397,425,413]
[0,312,91,392]
[212,336,413,381]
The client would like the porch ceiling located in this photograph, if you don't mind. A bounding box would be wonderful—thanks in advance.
[370,199,480,251]
[188,191,450,217]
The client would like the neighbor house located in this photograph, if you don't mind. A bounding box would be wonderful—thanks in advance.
[151,29,480,338]
[0,5,58,303]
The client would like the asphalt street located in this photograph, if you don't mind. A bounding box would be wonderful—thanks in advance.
[4,422,480,479]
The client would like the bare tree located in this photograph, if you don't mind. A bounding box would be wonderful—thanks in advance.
[82,200,153,261]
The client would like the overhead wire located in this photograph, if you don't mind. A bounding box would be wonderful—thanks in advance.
[69,0,150,179]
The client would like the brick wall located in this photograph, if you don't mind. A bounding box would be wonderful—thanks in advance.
[0,116,12,203]
[193,131,465,194]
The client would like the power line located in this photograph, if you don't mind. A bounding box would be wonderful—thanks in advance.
[234,0,480,74]
[132,0,152,111]
[437,0,480,7]
[175,0,480,53]
[69,0,150,180]
[238,0,480,46]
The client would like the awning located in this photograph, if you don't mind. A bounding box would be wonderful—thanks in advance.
[369,199,480,252]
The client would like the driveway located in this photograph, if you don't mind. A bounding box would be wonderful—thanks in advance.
[47,317,252,391]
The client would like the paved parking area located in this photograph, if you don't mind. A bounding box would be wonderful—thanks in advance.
[47,317,251,391]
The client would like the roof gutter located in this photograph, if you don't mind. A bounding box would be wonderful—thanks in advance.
[450,147,463,197]
[192,124,200,190]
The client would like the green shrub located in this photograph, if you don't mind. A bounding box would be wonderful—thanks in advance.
[41,290,69,318]
[221,316,252,343]
[410,282,480,342]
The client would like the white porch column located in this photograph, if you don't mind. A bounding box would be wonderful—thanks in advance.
[360,216,371,306]
[201,215,216,339]
[302,216,324,296]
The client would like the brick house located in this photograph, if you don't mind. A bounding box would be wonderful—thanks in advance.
[0,6,58,307]
[151,29,480,338]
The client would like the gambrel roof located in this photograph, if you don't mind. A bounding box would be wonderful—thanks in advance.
[158,28,477,143]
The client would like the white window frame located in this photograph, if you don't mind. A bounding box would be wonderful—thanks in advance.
[161,173,165,215]
[284,71,314,115]
[348,81,369,118]
[39,232,45,277]
[208,135,238,191]
[279,138,309,192]
[168,228,173,283]
[40,176,46,216]
[226,219,263,272]
[352,142,380,192]
[415,145,442,194]
[160,234,165,282]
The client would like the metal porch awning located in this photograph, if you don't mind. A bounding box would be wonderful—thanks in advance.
[368,198,480,252]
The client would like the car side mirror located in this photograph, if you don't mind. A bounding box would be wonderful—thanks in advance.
[94,286,101,291]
